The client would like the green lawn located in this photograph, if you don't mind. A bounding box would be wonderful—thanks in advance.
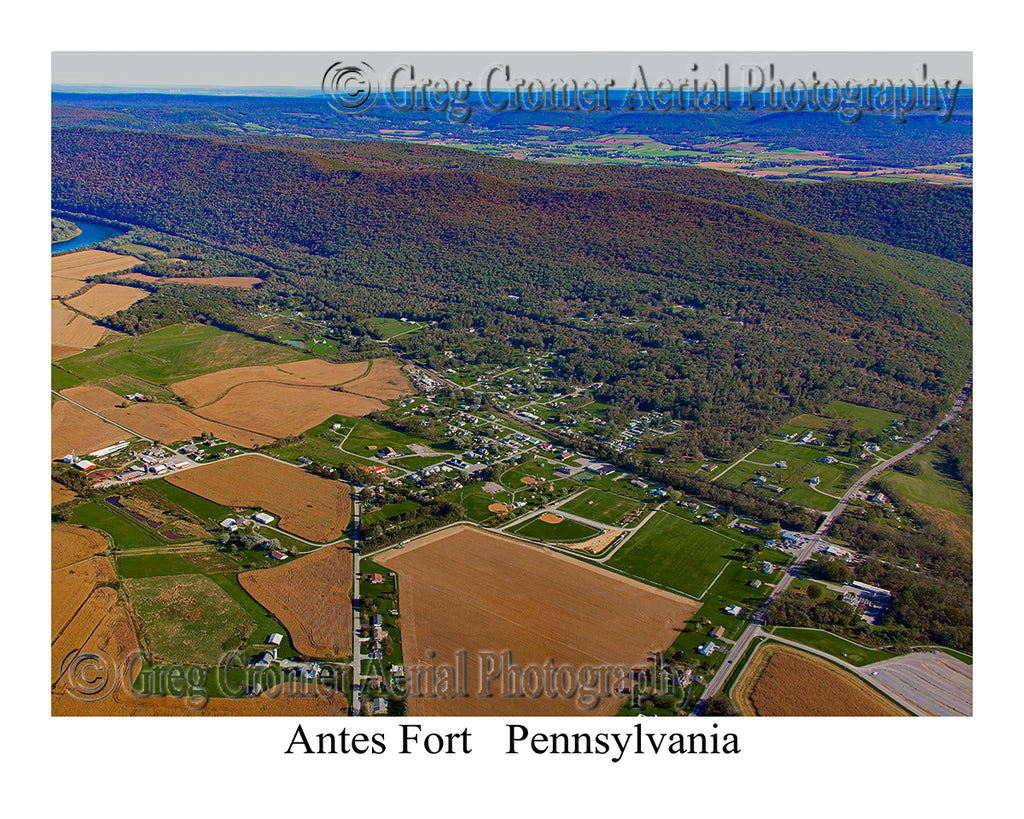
[605,511,746,598]
[366,317,425,340]
[557,488,648,526]
[508,514,602,543]
[770,626,895,666]
[117,552,202,578]
[826,400,906,434]
[70,501,167,550]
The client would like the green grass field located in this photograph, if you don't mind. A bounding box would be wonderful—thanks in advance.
[125,573,258,664]
[366,317,425,340]
[770,627,894,666]
[143,479,233,525]
[508,514,602,543]
[885,448,973,516]
[51,364,84,391]
[826,400,905,434]
[606,511,747,598]
[60,324,306,384]
[70,501,167,550]
[117,552,202,578]
[557,488,648,526]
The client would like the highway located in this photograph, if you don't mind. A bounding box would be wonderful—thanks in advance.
[350,487,363,715]
[692,375,972,713]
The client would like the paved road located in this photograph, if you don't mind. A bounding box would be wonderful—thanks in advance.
[693,376,972,713]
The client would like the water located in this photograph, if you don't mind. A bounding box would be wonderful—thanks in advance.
[52,217,125,254]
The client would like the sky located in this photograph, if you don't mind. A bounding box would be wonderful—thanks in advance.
[52,51,972,93]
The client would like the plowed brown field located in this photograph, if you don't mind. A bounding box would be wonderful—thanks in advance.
[103,403,274,449]
[193,382,384,438]
[732,643,907,716]
[51,400,131,459]
[116,272,263,288]
[166,454,351,542]
[239,546,353,657]
[344,359,415,400]
[51,481,78,508]
[65,283,149,318]
[170,359,369,407]
[376,526,700,716]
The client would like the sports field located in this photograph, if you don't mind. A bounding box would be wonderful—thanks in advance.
[557,488,648,526]
[605,510,745,598]
[507,513,602,543]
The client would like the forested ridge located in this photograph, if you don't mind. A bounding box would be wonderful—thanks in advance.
[52,129,971,459]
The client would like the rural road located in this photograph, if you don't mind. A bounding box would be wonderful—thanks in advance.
[692,376,972,714]
[350,488,363,715]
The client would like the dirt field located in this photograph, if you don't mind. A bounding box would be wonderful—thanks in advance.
[193,382,385,438]
[861,651,972,716]
[52,249,141,280]
[487,502,511,514]
[376,526,700,716]
[51,399,131,460]
[52,276,86,297]
[52,345,82,361]
[344,359,415,400]
[239,546,353,657]
[52,523,108,570]
[520,476,539,485]
[561,528,624,555]
[539,512,564,523]
[732,643,907,716]
[171,359,369,407]
[60,385,124,413]
[65,283,149,318]
[51,481,78,508]
[167,454,351,542]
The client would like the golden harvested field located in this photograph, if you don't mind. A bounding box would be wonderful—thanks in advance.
[171,359,369,407]
[65,283,149,318]
[104,403,274,449]
[167,454,351,542]
[52,585,118,687]
[377,526,700,716]
[52,249,141,280]
[52,681,347,716]
[344,359,415,400]
[117,272,263,288]
[732,643,908,716]
[52,277,86,297]
[52,302,109,348]
[194,382,385,438]
[51,481,78,508]
[57,385,273,448]
[51,399,131,459]
[52,523,108,570]
[239,546,353,657]
[52,554,117,635]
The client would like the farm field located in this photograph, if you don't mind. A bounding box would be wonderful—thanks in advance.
[376,526,700,716]
[342,358,414,400]
[51,523,108,570]
[194,382,385,439]
[52,305,108,349]
[170,358,369,407]
[558,488,648,526]
[65,283,149,318]
[51,480,77,508]
[238,546,353,658]
[732,643,907,716]
[59,324,306,384]
[605,510,745,598]
[885,447,973,517]
[51,398,134,459]
[166,454,351,542]
[117,272,264,288]
[124,574,257,664]
[52,248,142,280]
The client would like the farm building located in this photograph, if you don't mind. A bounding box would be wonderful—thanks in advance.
[253,512,274,524]
[220,517,239,532]
[366,573,384,584]
[74,459,97,471]
[697,642,716,656]
[709,626,725,638]
[267,633,283,646]
[725,605,742,616]
[748,579,762,588]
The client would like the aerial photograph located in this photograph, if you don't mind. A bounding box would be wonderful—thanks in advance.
[50,50,973,724]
